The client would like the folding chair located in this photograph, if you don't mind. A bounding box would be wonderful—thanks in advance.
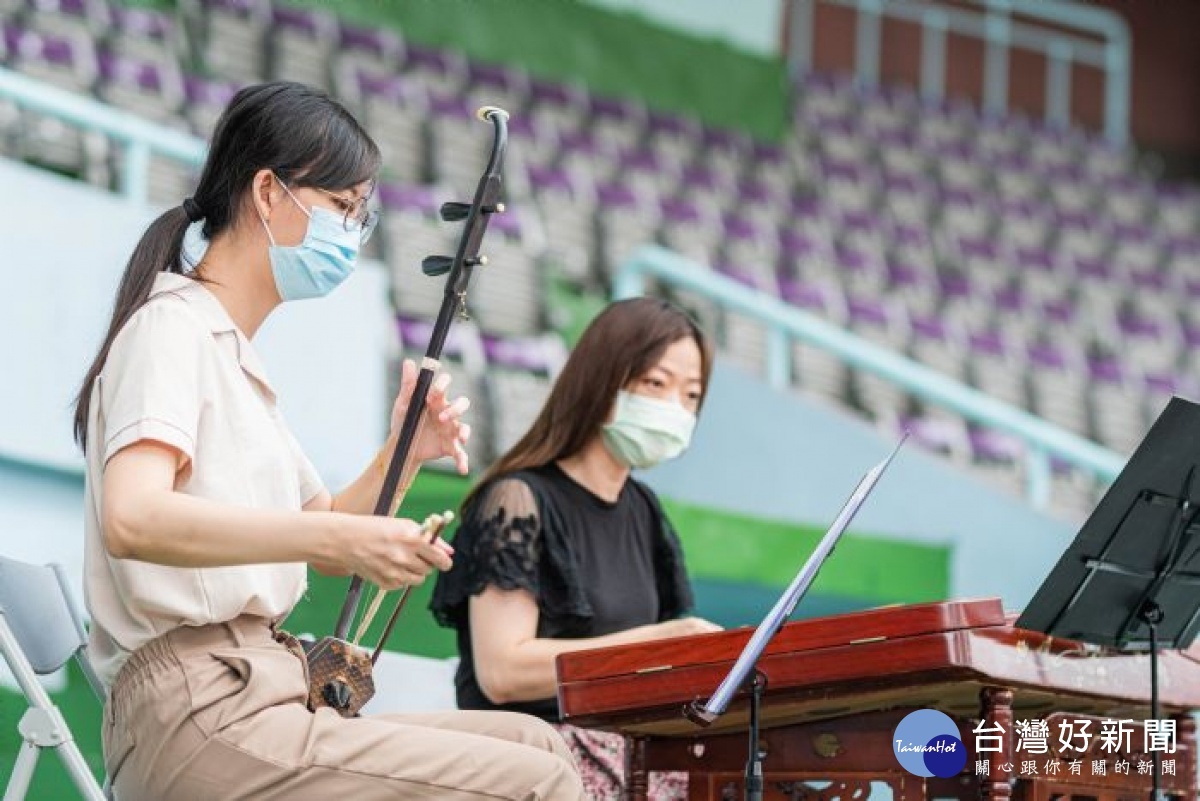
[0,555,108,801]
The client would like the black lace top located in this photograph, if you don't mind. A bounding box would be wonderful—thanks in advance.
[429,462,694,720]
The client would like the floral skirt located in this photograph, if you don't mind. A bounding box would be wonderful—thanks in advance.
[552,723,688,800]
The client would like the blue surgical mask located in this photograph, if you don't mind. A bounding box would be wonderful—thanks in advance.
[258,179,361,302]
[602,390,697,469]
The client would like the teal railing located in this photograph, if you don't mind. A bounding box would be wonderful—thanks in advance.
[0,67,205,204]
[786,0,1132,145]
[614,245,1127,510]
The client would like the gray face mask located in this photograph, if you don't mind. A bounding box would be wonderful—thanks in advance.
[601,390,697,469]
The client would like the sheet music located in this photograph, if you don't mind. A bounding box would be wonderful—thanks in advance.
[696,435,906,721]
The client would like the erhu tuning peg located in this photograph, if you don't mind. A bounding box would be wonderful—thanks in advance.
[439,202,471,222]
[422,255,453,276]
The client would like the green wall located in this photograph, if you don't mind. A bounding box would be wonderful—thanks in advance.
[123,0,791,140]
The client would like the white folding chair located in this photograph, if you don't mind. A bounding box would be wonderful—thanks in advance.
[0,555,108,801]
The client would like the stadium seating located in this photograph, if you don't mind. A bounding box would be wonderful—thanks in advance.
[4,0,1199,519]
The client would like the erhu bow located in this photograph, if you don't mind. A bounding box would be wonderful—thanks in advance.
[298,105,509,718]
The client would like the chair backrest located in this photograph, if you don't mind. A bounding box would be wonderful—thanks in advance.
[0,555,104,699]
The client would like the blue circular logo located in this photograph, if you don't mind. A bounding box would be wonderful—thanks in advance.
[892,709,967,778]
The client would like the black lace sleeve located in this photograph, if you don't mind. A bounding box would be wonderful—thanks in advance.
[430,478,542,629]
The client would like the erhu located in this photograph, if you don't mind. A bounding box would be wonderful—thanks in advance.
[288,105,510,719]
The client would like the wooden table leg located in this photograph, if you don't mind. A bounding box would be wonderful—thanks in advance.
[626,735,649,801]
[1177,714,1196,800]
[980,687,1014,801]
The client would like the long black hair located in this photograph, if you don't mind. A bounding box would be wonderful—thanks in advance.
[464,297,714,510]
[73,81,381,449]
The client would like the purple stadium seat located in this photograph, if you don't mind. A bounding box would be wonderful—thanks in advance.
[402,42,466,94]
[106,5,180,64]
[909,315,951,343]
[183,73,239,136]
[680,164,728,194]
[1143,373,1189,405]
[1087,354,1125,386]
[271,4,335,37]
[528,76,587,121]
[482,334,554,373]
[1182,324,1200,352]
[588,93,635,121]
[428,92,472,123]
[937,270,974,301]
[4,23,96,80]
[487,205,523,241]
[595,182,642,210]
[659,197,707,226]
[1040,296,1076,326]
[778,276,840,315]
[378,183,441,217]
[902,416,970,460]
[186,0,272,83]
[1027,340,1081,373]
[339,23,404,64]
[1070,255,1114,284]
[968,329,1010,359]
[716,264,771,292]
[24,0,111,38]
[97,49,185,122]
[527,165,579,197]
[465,60,530,111]
[845,294,891,328]
[750,140,786,167]
[992,284,1027,314]
[397,317,481,364]
[646,108,698,140]
[778,228,822,260]
[968,427,1025,463]
[354,70,424,107]
[1127,267,1169,292]
[735,179,784,210]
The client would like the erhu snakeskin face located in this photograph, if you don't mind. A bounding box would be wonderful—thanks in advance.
[305,636,376,718]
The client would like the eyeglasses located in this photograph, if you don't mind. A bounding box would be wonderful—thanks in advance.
[312,186,380,245]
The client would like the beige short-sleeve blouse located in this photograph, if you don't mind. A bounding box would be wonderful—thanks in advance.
[83,271,324,687]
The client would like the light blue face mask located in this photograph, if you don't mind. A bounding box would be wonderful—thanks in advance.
[602,390,698,470]
[259,178,362,302]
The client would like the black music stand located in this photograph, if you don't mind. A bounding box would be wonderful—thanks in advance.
[1017,397,1200,801]
[683,436,906,801]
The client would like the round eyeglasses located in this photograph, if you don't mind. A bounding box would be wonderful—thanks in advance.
[312,186,380,245]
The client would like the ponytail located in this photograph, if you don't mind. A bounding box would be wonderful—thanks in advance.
[72,205,192,450]
[73,80,381,452]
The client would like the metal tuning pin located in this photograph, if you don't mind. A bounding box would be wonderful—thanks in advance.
[422,255,453,276]
[439,202,471,222]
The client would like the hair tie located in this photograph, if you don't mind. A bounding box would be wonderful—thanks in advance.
[182,197,205,222]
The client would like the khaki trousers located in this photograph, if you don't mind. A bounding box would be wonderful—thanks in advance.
[102,617,584,800]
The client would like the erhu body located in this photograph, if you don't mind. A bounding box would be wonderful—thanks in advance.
[280,106,510,719]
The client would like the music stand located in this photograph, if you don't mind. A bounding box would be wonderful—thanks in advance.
[1017,397,1200,801]
[683,435,906,801]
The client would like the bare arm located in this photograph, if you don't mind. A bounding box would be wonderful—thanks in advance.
[468,586,720,704]
[102,440,452,589]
